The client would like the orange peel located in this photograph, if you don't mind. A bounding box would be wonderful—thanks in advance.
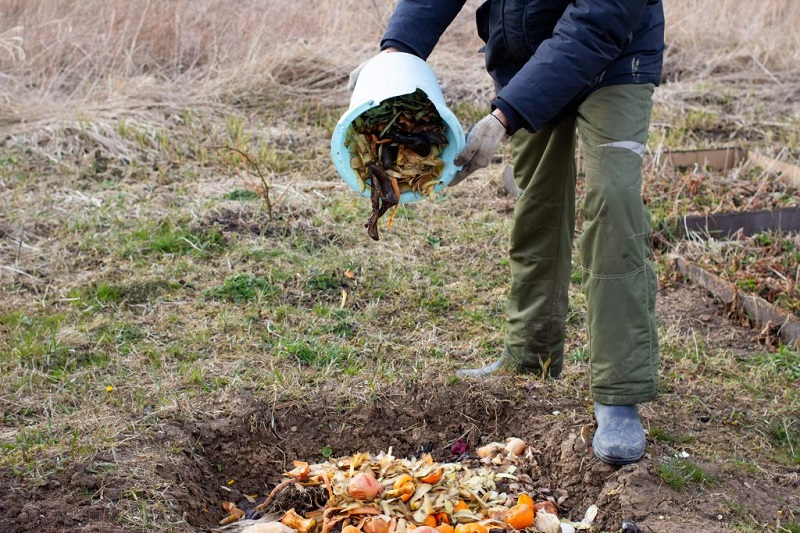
[456,524,487,533]
[505,503,533,530]
[517,494,534,508]
[434,512,449,525]
[385,474,415,502]
[281,508,316,533]
[219,501,245,526]
[417,467,443,484]
[421,515,437,528]
[436,525,454,533]
[286,460,310,480]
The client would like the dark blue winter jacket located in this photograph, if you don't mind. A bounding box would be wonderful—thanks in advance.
[381,0,665,134]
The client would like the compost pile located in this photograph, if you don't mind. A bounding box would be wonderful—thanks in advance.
[216,438,599,533]
[345,89,449,241]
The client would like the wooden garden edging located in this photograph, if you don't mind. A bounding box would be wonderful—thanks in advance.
[678,207,800,239]
[649,146,800,188]
[670,255,800,348]
[660,147,800,347]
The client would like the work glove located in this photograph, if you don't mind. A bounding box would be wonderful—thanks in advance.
[347,61,367,91]
[451,114,507,186]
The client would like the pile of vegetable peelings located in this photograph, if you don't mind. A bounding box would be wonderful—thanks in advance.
[345,89,450,241]
[216,438,599,533]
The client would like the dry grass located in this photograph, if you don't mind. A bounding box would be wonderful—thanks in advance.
[663,0,800,81]
[0,0,384,130]
[1,0,797,154]
[657,0,800,146]
[1,0,798,98]
[1,0,797,143]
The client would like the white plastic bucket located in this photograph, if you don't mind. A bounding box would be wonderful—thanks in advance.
[330,52,466,203]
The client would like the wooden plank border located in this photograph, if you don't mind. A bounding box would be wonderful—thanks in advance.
[574,146,800,185]
[670,255,800,348]
[747,151,800,188]
[649,147,747,171]
[678,207,800,239]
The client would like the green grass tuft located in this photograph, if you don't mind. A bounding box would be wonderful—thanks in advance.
[222,189,262,201]
[306,272,343,293]
[754,346,800,382]
[204,274,276,303]
[282,339,358,370]
[94,282,125,304]
[769,418,800,465]
[1,312,70,371]
[122,221,227,258]
[655,457,716,491]
[649,428,697,445]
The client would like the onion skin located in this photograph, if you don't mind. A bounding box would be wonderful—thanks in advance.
[534,501,559,517]
[364,517,390,533]
[534,511,561,533]
[476,442,504,458]
[504,438,526,456]
[347,471,383,501]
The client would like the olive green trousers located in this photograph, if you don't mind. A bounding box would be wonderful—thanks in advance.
[504,84,659,405]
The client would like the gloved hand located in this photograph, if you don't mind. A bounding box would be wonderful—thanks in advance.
[451,113,507,186]
[347,61,367,91]
[348,47,401,91]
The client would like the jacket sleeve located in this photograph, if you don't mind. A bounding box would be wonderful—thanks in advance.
[380,0,466,60]
[497,0,651,133]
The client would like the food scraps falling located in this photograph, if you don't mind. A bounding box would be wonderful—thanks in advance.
[217,438,599,533]
[345,89,449,241]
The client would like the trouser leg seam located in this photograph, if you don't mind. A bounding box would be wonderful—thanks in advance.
[518,199,563,207]
[547,151,573,334]
[579,265,646,280]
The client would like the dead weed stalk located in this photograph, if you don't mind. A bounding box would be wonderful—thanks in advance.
[209,145,273,217]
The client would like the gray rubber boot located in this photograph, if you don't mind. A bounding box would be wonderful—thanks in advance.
[455,358,506,378]
[593,402,646,466]
[455,355,560,379]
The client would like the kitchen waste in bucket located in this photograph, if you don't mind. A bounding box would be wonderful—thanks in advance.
[331,52,466,205]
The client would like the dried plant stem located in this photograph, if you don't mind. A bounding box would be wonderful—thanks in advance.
[254,478,300,512]
[209,144,272,217]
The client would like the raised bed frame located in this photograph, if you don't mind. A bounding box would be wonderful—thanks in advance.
[660,147,800,347]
